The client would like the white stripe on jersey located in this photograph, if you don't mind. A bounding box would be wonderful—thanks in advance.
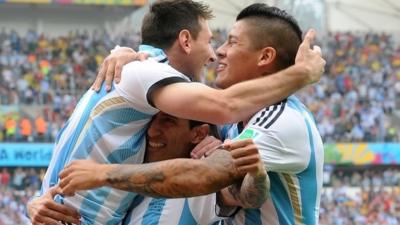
[125,194,221,225]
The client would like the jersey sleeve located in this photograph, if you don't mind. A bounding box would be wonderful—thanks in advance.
[187,194,224,225]
[238,104,311,174]
[115,60,189,113]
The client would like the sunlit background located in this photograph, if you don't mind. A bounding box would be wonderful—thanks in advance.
[0,0,399,224]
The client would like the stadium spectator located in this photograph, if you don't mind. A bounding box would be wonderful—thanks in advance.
[34,116,47,142]
[4,117,16,142]
[19,117,32,142]
[0,169,10,187]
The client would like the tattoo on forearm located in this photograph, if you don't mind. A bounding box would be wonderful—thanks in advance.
[229,172,269,208]
[105,150,244,198]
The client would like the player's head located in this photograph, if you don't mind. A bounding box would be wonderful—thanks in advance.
[145,112,212,162]
[215,3,302,89]
[141,0,216,79]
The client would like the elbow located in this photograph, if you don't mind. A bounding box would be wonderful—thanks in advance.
[211,94,241,124]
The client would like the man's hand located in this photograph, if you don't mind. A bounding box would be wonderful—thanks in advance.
[92,47,149,92]
[59,160,114,196]
[191,136,222,159]
[219,139,269,208]
[295,29,326,84]
[224,139,265,176]
[28,186,81,225]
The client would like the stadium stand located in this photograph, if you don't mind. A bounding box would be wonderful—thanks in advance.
[2,30,399,142]
[0,2,400,222]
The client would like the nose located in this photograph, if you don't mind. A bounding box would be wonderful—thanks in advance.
[216,42,226,59]
[147,122,162,138]
[208,47,217,63]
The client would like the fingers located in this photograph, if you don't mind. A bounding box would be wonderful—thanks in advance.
[47,201,80,220]
[191,136,222,159]
[313,45,322,56]
[59,179,76,197]
[105,60,116,91]
[48,186,63,198]
[29,193,81,225]
[114,62,123,84]
[300,29,316,50]
[32,215,60,225]
[40,204,80,225]
[230,144,258,159]
[92,61,107,92]
[138,52,149,61]
[224,139,254,151]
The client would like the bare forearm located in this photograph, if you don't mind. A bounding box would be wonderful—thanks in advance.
[221,171,269,208]
[221,65,309,122]
[105,150,243,198]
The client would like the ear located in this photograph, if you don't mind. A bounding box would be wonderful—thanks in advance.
[258,47,276,67]
[189,124,210,144]
[178,29,192,54]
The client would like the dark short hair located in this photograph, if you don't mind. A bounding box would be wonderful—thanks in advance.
[141,0,213,50]
[236,3,303,70]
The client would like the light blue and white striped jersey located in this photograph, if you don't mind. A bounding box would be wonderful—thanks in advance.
[122,194,222,225]
[221,96,324,225]
[40,45,190,225]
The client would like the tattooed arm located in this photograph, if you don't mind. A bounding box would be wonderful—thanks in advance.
[219,169,269,208]
[59,150,244,198]
[218,139,270,208]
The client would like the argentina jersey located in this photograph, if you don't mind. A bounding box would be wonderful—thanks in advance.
[221,96,324,225]
[122,194,222,225]
[40,46,191,225]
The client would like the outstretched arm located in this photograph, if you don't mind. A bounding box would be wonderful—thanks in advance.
[59,150,242,198]
[58,139,265,204]
[93,29,325,125]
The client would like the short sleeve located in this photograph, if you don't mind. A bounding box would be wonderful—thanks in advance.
[115,60,190,114]
[237,103,311,174]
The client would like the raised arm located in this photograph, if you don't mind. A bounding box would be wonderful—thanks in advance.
[153,29,324,124]
[93,30,325,125]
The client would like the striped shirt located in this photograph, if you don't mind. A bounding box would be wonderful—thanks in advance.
[123,194,222,225]
[40,46,190,225]
[222,96,324,225]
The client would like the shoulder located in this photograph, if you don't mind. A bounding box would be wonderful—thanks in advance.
[249,99,306,133]
[122,60,188,80]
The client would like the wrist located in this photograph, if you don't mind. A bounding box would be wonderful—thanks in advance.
[249,164,267,178]
[101,164,117,187]
[292,63,313,86]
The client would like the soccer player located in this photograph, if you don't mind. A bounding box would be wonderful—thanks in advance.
[29,112,265,225]
[36,0,324,224]
[60,3,325,225]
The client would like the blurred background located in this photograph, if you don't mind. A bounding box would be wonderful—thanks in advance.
[0,0,399,224]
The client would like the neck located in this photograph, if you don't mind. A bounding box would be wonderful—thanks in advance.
[165,49,194,79]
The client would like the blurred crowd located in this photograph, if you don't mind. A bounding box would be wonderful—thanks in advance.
[0,29,140,142]
[320,168,400,225]
[299,32,400,143]
[1,30,400,143]
[0,168,44,225]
